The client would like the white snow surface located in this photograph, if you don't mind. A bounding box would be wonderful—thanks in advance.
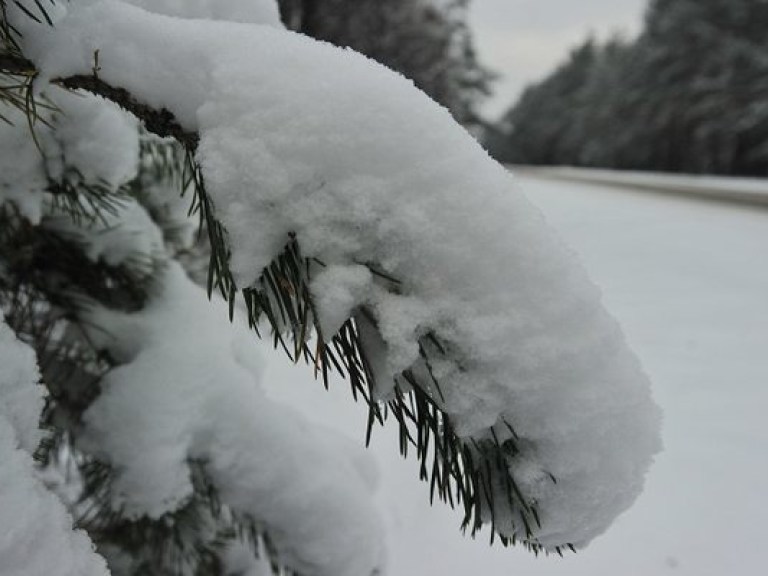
[0,88,139,225]
[0,320,109,576]
[123,0,282,26]
[516,165,768,205]
[1,86,151,270]
[0,106,48,224]
[520,165,768,195]
[12,0,661,548]
[51,90,140,189]
[81,263,384,576]
[0,318,43,454]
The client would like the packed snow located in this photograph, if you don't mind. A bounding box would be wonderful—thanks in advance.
[9,0,661,551]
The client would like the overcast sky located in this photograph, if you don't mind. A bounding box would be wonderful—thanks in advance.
[468,0,648,119]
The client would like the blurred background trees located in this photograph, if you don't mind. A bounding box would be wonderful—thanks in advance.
[486,0,768,177]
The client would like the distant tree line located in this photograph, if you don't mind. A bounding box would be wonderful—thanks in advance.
[486,0,768,176]
[277,0,494,130]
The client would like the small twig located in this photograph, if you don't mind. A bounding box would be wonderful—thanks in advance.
[0,52,199,150]
[0,52,35,75]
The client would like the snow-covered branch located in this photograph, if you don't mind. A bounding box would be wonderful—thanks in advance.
[2,0,662,572]
[0,52,198,149]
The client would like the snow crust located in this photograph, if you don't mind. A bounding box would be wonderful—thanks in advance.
[13,0,661,551]
[81,262,385,576]
[0,320,109,576]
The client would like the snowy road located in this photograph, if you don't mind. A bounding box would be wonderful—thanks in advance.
[264,174,768,576]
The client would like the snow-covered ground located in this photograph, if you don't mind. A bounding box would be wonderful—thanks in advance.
[515,165,768,207]
[263,173,768,575]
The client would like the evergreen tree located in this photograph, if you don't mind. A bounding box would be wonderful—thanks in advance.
[0,2,660,575]
[637,0,768,173]
[491,38,598,165]
[488,0,768,176]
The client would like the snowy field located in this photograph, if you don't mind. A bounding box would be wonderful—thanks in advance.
[263,173,768,575]
[514,165,768,207]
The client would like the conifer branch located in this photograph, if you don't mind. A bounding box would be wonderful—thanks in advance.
[0,52,198,149]
[58,73,199,150]
[0,20,565,552]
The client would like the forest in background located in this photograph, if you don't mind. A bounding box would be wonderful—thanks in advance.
[485,0,768,177]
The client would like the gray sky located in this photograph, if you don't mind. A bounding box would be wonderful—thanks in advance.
[468,0,648,119]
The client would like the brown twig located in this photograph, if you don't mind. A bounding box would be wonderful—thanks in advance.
[0,52,199,150]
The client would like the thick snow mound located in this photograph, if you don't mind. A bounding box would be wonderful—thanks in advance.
[16,0,661,551]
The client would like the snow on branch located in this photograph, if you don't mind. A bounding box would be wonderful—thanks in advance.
[0,320,109,576]
[78,262,385,576]
[0,51,198,149]
[6,0,661,560]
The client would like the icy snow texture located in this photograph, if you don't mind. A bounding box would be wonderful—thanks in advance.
[15,0,661,549]
[81,263,384,576]
[0,320,109,576]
